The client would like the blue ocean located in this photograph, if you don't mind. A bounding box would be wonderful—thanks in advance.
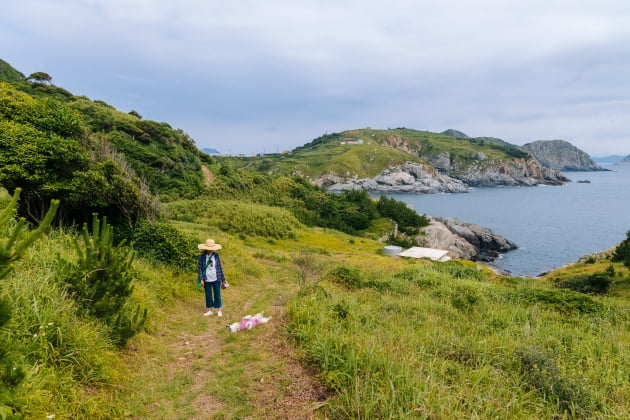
[383,165,630,277]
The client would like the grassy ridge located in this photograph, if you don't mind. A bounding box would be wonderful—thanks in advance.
[218,127,531,180]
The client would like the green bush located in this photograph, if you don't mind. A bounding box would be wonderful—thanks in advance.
[57,214,146,347]
[329,266,363,289]
[131,219,198,269]
[517,288,604,314]
[377,195,429,235]
[166,199,301,239]
[515,346,600,416]
[612,230,630,269]
[556,268,613,295]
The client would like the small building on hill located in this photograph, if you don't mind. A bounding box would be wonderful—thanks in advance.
[398,247,451,262]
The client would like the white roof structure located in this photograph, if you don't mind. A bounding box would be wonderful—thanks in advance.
[397,247,451,262]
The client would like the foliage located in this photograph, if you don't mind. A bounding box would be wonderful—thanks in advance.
[384,233,416,248]
[292,250,324,289]
[0,189,58,417]
[57,214,146,347]
[0,74,209,227]
[130,219,199,269]
[165,199,301,239]
[555,265,614,295]
[514,288,604,314]
[612,230,630,269]
[377,195,429,234]
[287,259,628,419]
[0,59,25,83]
[514,346,600,416]
[328,266,362,289]
[26,72,52,84]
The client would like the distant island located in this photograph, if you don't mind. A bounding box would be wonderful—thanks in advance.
[202,147,220,154]
[592,155,626,164]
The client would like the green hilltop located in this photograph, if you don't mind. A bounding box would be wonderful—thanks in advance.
[1,58,629,419]
[218,127,531,180]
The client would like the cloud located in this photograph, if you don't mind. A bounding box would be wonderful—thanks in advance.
[2,0,630,155]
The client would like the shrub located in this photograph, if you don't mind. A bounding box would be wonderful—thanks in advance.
[131,219,198,269]
[517,288,603,314]
[57,214,146,347]
[377,195,429,235]
[166,199,301,239]
[343,211,370,230]
[329,266,362,289]
[612,230,630,269]
[514,346,600,416]
[556,267,613,295]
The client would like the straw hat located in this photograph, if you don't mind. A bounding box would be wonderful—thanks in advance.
[198,239,222,251]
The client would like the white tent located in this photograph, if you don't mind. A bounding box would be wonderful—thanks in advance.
[397,247,451,262]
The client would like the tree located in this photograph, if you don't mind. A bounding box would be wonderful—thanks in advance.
[612,230,630,269]
[27,71,52,84]
[0,121,89,222]
[57,214,146,347]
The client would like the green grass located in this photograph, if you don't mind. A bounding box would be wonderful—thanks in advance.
[287,261,630,419]
[2,198,629,419]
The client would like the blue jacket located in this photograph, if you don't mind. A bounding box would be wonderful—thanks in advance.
[197,252,226,284]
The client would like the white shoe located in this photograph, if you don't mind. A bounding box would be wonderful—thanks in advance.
[203,310,213,316]
[217,310,223,317]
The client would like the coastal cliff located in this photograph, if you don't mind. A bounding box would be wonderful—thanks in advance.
[316,156,568,192]
[317,162,468,193]
[523,140,604,171]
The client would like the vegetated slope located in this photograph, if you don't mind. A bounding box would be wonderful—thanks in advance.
[217,127,568,188]
[0,58,210,226]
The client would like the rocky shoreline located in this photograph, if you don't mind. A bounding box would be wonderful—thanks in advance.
[416,216,517,263]
[316,159,569,194]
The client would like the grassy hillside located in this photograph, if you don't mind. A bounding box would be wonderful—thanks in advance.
[2,58,630,419]
[2,190,629,418]
[0,60,210,224]
[217,127,531,180]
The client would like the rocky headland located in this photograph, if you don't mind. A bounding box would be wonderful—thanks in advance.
[416,216,517,263]
[317,162,468,193]
[316,156,569,193]
[522,139,605,171]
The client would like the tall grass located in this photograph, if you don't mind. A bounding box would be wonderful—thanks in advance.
[287,262,630,419]
[164,199,301,239]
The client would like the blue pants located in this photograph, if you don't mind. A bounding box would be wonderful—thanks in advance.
[203,281,222,309]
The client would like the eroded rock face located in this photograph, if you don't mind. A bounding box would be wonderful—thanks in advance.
[317,162,469,194]
[523,140,604,171]
[416,216,517,262]
[457,158,569,187]
[315,153,570,193]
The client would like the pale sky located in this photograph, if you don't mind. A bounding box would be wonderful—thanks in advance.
[2,0,629,156]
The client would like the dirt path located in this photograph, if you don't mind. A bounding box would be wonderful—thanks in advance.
[201,165,215,186]
[124,271,329,419]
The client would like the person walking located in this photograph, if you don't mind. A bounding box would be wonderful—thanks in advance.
[197,239,226,317]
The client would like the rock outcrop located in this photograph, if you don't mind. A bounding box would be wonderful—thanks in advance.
[522,140,604,171]
[317,162,469,193]
[416,216,517,262]
[316,155,570,193]
[456,158,570,187]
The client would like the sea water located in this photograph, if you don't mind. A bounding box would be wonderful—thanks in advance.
[383,165,630,276]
